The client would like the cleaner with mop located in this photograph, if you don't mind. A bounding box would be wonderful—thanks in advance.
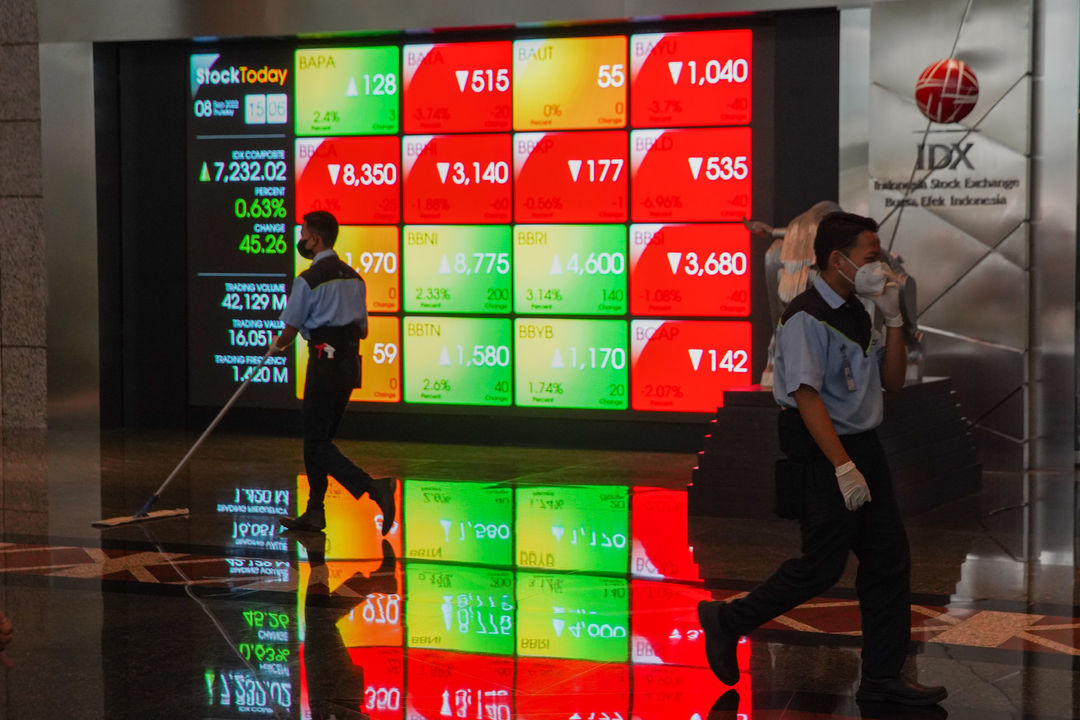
[273,210,396,534]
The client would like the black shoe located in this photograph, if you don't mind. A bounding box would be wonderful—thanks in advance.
[371,477,397,535]
[856,676,947,706]
[708,688,740,719]
[281,507,326,532]
[292,529,327,561]
[697,600,740,685]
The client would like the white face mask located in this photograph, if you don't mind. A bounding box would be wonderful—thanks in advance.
[839,254,887,297]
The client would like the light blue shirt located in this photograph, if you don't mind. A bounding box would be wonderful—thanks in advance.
[773,277,885,434]
[280,249,367,341]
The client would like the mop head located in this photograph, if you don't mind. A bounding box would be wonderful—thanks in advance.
[92,508,190,528]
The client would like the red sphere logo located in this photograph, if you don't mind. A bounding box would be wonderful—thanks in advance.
[915,59,979,123]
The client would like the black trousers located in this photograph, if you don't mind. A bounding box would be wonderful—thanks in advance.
[725,410,911,679]
[304,590,365,719]
[302,345,374,510]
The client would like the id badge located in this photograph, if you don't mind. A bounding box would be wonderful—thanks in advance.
[841,345,856,393]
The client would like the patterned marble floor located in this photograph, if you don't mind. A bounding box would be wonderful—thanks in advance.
[0,428,1075,719]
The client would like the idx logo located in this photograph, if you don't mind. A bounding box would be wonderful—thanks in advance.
[915,142,974,171]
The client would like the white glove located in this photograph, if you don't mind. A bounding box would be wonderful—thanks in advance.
[872,274,904,328]
[835,461,871,511]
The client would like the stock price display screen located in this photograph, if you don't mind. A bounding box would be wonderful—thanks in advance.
[188,26,759,413]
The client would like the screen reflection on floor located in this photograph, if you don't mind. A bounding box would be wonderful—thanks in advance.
[214,480,752,719]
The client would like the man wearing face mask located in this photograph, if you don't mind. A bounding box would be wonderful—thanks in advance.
[271,210,397,536]
[697,212,947,707]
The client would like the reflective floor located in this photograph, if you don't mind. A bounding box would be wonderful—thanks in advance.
[0,427,1077,718]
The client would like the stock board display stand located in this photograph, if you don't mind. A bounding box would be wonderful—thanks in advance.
[687,377,981,520]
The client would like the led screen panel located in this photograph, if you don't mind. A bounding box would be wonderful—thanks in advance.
[514,131,629,222]
[406,650,513,720]
[630,320,753,412]
[515,485,629,572]
[629,223,750,317]
[403,479,514,565]
[513,36,629,131]
[187,23,764,415]
[402,317,513,406]
[404,41,514,133]
[516,572,629,661]
[516,659,629,720]
[512,225,628,316]
[295,46,400,135]
[404,563,515,655]
[403,225,512,314]
[630,29,753,128]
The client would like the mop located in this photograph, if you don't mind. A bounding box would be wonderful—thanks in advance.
[93,347,276,528]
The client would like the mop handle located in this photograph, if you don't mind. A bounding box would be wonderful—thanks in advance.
[151,346,276,498]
